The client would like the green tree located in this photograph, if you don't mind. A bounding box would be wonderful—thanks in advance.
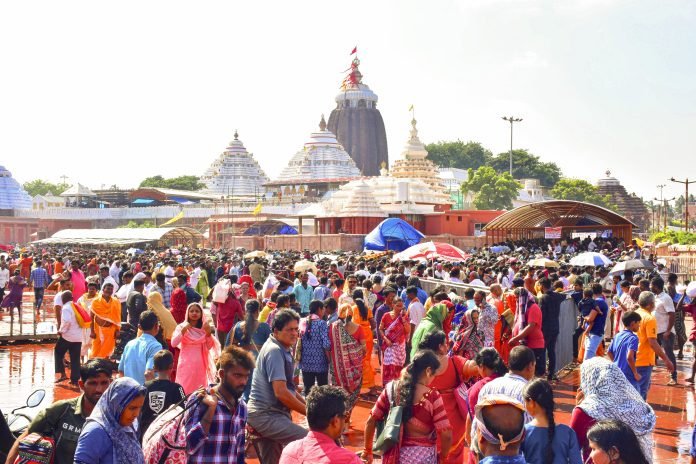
[550,178,617,211]
[460,166,521,210]
[118,220,155,228]
[424,141,493,170]
[22,179,71,197]
[139,175,204,191]
[490,149,562,187]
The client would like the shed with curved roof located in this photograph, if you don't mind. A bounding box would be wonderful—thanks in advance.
[483,200,635,243]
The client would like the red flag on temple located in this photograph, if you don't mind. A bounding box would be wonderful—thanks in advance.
[350,46,357,55]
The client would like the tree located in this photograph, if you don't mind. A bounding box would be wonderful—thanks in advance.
[460,166,521,210]
[489,149,562,187]
[22,179,70,197]
[118,220,155,228]
[550,178,617,211]
[139,175,205,191]
[424,141,493,170]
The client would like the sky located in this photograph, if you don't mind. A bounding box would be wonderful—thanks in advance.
[1,0,694,202]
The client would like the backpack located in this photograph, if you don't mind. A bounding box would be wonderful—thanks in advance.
[212,281,231,304]
[142,396,201,464]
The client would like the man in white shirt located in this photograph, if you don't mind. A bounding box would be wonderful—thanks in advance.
[588,239,598,252]
[164,261,176,284]
[651,276,678,385]
[354,262,370,279]
[190,265,201,289]
[55,291,84,385]
[0,261,10,302]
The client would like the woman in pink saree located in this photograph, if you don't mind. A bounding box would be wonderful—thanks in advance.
[171,302,221,394]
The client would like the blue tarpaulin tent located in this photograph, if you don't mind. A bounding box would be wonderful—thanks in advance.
[363,218,424,252]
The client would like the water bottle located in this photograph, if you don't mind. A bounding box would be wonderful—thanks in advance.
[685,341,693,361]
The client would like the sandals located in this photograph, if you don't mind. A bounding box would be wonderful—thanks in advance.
[55,376,68,383]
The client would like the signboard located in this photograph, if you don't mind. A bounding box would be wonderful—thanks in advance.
[544,227,562,239]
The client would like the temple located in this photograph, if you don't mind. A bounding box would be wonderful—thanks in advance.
[389,117,448,196]
[316,119,452,233]
[596,170,650,231]
[264,116,362,204]
[0,165,32,211]
[327,56,389,176]
[201,131,269,199]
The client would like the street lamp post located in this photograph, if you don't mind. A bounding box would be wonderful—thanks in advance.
[502,116,522,176]
[670,177,695,232]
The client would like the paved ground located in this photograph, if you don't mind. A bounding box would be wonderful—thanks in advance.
[1,291,694,462]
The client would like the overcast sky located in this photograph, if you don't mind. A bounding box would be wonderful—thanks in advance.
[1,0,694,201]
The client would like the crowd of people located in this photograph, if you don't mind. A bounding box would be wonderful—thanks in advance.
[0,234,694,463]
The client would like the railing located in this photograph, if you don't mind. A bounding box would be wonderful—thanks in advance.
[419,278,577,375]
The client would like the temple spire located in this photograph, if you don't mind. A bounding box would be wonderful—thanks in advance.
[319,114,327,131]
[234,129,239,140]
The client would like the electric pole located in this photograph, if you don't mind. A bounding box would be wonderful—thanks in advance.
[502,116,522,176]
[670,177,695,232]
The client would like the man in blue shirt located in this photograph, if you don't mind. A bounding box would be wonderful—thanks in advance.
[399,276,428,305]
[29,260,50,311]
[608,311,642,390]
[313,276,332,301]
[118,310,162,384]
[293,273,314,316]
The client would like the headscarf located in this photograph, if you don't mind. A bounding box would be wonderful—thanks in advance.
[475,394,526,451]
[452,310,484,359]
[84,377,146,464]
[146,291,177,341]
[238,275,257,298]
[579,357,656,458]
[410,304,448,359]
[176,303,221,388]
[515,288,536,329]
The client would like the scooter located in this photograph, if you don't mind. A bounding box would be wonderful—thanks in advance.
[4,389,46,435]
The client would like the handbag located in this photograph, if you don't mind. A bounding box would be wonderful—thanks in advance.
[373,381,403,456]
[14,433,55,464]
[452,357,472,420]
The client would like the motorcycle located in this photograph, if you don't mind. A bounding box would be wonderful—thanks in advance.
[4,389,46,435]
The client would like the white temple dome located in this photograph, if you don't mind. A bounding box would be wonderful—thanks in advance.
[276,116,362,182]
[201,131,270,197]
[597,169,621,187]
[0,165,32,210]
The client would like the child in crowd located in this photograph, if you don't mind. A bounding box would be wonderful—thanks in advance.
[140,349,185,440]
[607,311,642,390]
[521,378,582,464]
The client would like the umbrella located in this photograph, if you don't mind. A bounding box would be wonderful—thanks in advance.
[392,241,470,262]
[490,245,511,253]
[294,259,318,274]
[608,259,654,276]
[569,252,612,267]
[244,250,268,259]
[527,258,559,268]
[685,281,696,299]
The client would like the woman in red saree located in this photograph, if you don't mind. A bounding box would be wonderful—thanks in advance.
[171,303,220,395]
[362,350,452,464]
[329,303,366,431]
[379,298,410,385]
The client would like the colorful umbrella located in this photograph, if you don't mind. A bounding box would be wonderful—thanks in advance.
[569,252,612,267]
[392,241,470,262]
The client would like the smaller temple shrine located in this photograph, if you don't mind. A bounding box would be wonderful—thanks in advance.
[596,170,650,231]
[389,117,448,197]
[0,165,32,211]
[201,131,270,199]
[264,116,362,204]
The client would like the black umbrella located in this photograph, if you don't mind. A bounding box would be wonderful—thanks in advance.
[608,259,654,276]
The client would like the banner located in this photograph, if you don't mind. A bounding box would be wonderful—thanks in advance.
[544,227,562,239]
[161,211,184,227]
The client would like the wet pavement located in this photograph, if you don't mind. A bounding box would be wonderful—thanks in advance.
[1,290,693,462]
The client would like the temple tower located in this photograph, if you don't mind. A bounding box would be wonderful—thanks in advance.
[327,56,388,176]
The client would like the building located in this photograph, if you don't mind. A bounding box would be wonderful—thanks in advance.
[596,170,650,231]
[0,165,38,244]
[389,118,447,195]
[128,187,219,206]
[265,116,362,204]
[201,131,270,199]
[32,195,65,210]
[326,56,388,176]
[316,119,453,234]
